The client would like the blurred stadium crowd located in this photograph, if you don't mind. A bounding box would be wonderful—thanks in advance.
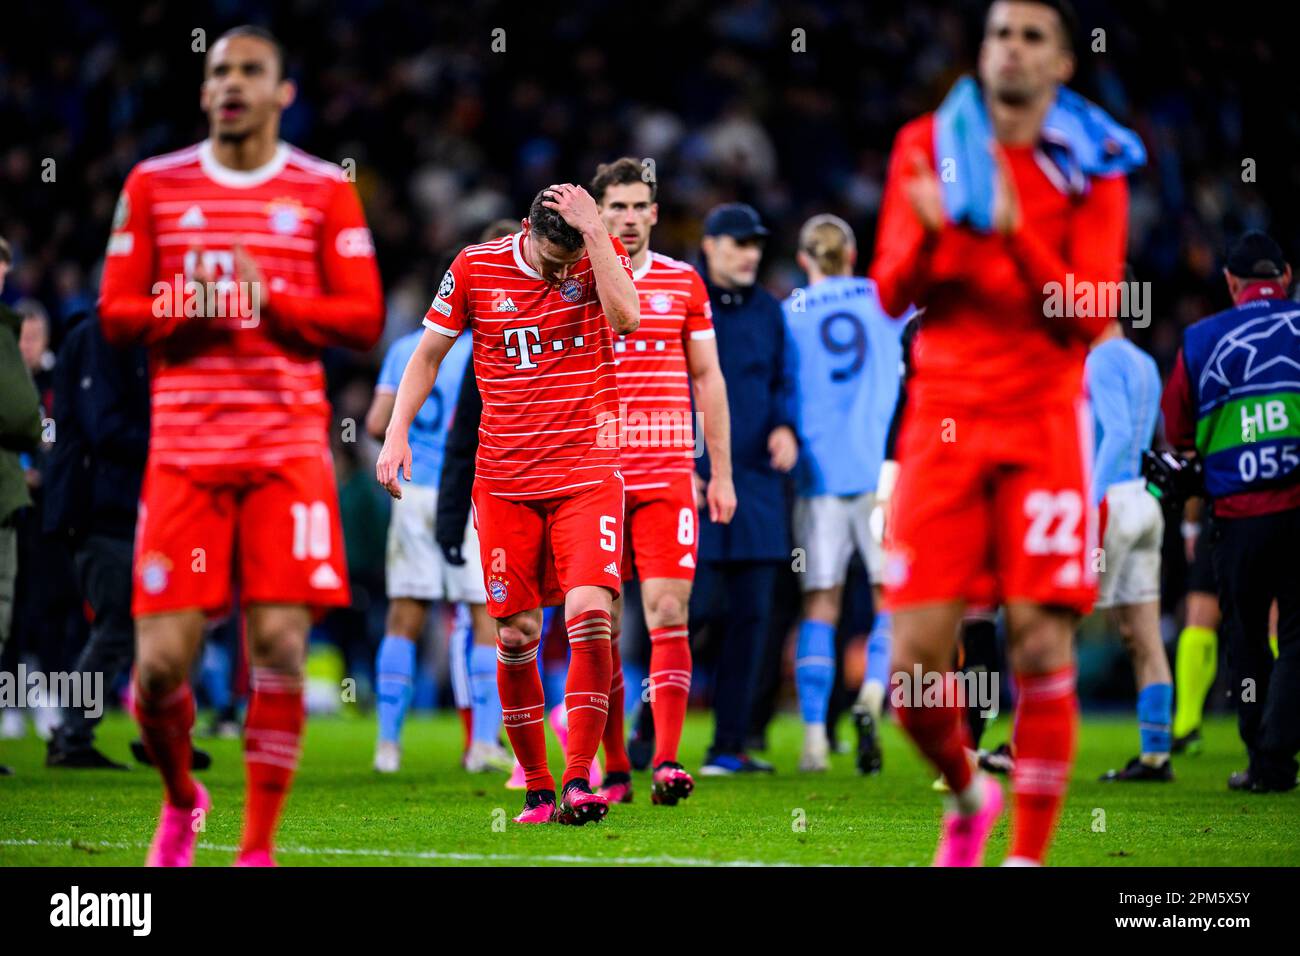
[1,0,1293,721]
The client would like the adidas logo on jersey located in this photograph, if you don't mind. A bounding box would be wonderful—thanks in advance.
[604,562,620,576]
[678,553,695,569]
[310,562,342,590]
[179,205,206,229]
[495,297,518,312]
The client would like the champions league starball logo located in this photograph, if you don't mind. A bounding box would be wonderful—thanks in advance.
[439,270,455,299]
[1198,308,1300,392]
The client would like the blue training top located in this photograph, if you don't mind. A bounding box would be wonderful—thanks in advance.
[782,275,907,497]
[1086,336,1161,504]
[377,329,473,488]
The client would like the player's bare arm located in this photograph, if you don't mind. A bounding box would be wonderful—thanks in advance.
[365,390,396,442]
[686,335,737,524]
[543,183,639,334]
[376,328,456,498]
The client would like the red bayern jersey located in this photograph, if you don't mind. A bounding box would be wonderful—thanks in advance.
[99,139,384,476]
[423,230,632,499]
[618,252,714,488]
[870,113,1129,415]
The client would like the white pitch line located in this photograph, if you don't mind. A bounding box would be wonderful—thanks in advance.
[0,838,833,867]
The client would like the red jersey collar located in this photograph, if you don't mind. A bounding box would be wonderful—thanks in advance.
[1233,280,1288,305]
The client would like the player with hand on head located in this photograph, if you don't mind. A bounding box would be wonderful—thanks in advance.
[782,214,907,773]
[98,26,384,866]
[377,184,638,825]
[591,157,735,805]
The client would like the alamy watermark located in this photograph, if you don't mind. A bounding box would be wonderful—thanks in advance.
[596,406,704,457]
[1043,274,1151,328]
[890,665,1000,717]
[0,664,103,718]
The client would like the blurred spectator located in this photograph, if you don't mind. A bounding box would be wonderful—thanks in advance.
[43,311,148,769]
[0,235,44,773]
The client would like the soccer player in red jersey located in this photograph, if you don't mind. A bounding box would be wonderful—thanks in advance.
[98,27,384,866]
[377,185,640,825]
[871,0,1134,865]
[590,158,736,806]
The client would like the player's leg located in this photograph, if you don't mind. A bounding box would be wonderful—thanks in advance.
[885,407,1001,864]
[958,609,999,753]
[134,610,209,866]
[994,403,1098,866]
[373,597,428,772]
[641,575,695,803]
[238,602,310,866]
[1003,602,1078,866]
[130,465,232,866]
[892,600,979,796]
[475,488,553,818]
[1100,599,1173,781]
[1098,483,1172,781]
[850,493,890,772]
[792,495,850,772]
[1173,515,1220,752]
[464,602,511,772]
[548,472,625,823]
[375,484,441,770]
[598,590,633,799]
[236,453,351,864]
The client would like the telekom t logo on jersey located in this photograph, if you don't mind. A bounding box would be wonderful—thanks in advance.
[503,324,589,370]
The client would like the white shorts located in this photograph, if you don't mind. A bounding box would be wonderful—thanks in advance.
[793,492,883,592]
[1095,478,1163,609]
[385,484,487,604]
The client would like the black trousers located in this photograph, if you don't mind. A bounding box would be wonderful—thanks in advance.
[691,559,779,754]
[56,534,135,750]
[1212,506,1300,786]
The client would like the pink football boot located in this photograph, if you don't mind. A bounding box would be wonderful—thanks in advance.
[650,762,695,806]
[933,775,1004,867]
[233,848,276,867]
[145,781,210,867]
[513,791,557,824]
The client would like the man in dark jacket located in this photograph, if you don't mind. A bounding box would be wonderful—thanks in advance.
[692,204,798,774]
[0,237,44,776]
[43,312,149,768]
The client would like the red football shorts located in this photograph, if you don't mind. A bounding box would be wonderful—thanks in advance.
[472,471,625,619]
[882,397,1098,615]
[132,451,350,617]
[622,473,699,582]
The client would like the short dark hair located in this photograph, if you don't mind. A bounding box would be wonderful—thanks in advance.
[0,236,10,264]
[989,0,1079,54]
[590,157,657,204]
[527,189,584,252]
[210,25,287,80]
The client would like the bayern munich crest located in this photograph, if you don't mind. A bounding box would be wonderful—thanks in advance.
[559,277,583,302]
[488,578,508,603]
[650,292,672,314]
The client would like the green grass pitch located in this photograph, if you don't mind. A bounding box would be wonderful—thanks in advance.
[1,711,1297,866]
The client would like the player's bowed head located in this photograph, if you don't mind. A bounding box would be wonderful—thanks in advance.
[530,185,640,335]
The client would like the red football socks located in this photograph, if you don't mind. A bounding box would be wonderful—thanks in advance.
[601,623,631,775]
[241,668,304,855]
[132,679,198,809]
[563,609,612,786]
[649,625,692,766]
[895,674,974,795]
[497,636,552,792]
[1010,666,1077,863]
